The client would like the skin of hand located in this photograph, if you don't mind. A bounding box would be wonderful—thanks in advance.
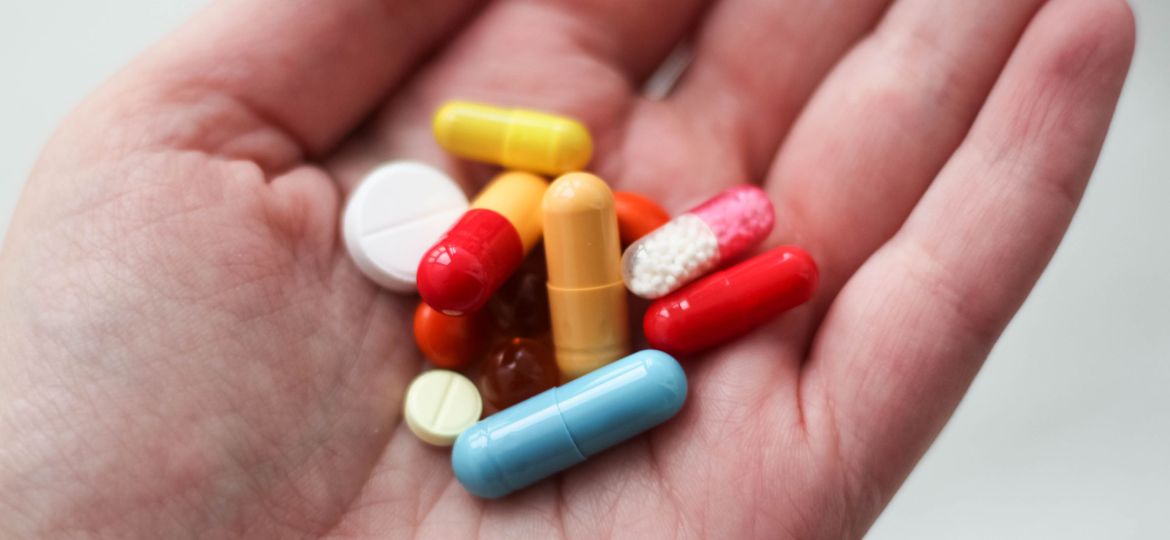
[0,0,1134,538]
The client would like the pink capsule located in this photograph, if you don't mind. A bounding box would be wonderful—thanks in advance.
[621,185,774,299]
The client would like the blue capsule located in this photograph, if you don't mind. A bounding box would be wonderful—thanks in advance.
[452,349,687,498]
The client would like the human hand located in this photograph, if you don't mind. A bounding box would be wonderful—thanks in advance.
[0,0,1133,537]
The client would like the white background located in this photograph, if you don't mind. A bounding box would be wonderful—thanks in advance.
[1,2,1167,538]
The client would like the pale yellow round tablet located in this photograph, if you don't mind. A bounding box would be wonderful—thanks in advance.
[404,370,483,446]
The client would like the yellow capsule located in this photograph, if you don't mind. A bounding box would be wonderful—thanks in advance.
[433,101,593,175]
[543,172,629,381]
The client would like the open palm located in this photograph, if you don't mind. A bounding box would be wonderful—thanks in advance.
[0,0,1133,537]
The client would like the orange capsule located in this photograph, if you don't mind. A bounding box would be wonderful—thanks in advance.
[413,302,489,369]
[614,191,671,246]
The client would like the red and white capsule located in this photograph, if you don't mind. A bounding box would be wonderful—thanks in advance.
[643,245,818,355]
[621,185,774,299]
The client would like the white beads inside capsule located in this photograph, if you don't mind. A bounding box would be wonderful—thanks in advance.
[621,214,719,299]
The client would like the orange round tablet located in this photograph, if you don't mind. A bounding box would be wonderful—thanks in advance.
[413,302,489,369]
[614,191,670,246]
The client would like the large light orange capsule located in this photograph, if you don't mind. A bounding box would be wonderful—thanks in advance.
[433,101,593,175]
[543,173,629,380]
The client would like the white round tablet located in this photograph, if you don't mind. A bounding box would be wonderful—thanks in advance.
[404,370,483,446]
[343,161,468,292]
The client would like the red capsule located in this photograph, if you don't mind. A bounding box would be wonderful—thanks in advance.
[417,209,523,315]
[643,246,818,355]
[416,172,547,315]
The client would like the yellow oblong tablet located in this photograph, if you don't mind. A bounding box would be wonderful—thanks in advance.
[543,172,629,381]
[404,370,483,446]
[433,101,593,175]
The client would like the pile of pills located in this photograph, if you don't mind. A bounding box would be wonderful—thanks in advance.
[342,101,819,498]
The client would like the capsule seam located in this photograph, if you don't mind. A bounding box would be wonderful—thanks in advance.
[484,438,519,494]
[551,389,588,461]
[501,115,520,169]
[546,280,625,293]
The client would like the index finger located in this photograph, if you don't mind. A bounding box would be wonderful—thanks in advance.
[98,0,482,168]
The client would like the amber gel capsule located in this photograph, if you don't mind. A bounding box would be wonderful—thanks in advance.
[487,247,551,337]
[479,337,558,410]
[433,101,593,175]
[543,173,629,380]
